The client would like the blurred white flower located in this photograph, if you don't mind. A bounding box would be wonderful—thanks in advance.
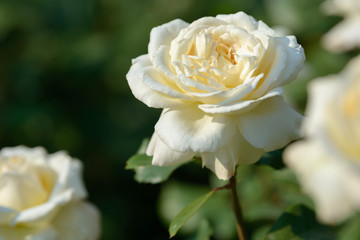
[0,146,100,240]
[127,11,304,180]
[284,55,360,223]
[322,0,360,52]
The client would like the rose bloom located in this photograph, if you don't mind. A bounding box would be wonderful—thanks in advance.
[284,56,360,223]
[322,0,360,52]
[127,12,304,180]
[0,146,100,240]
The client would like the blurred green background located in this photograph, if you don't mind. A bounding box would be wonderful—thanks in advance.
[0,0,354,239]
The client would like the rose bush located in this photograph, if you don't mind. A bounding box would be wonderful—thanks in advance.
[0,146,100,240]
[284,56,360,223]
[127,11,304,180]
[322,0,360,52]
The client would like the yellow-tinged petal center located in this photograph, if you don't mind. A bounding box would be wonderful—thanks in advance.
[328,77,360,163]
[176,28,263,90]
[0,156,57,211]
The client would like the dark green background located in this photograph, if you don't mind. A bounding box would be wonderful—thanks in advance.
[0,0,351,239]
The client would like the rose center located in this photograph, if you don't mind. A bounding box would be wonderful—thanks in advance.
[0,156,57,211]
[180,32,260,89]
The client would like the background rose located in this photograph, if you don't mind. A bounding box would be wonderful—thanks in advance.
[127,11,304,180]
[0,146,100,240]
[284,56,360,223]
[322,0,360,52]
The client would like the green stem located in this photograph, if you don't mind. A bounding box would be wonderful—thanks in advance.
[229,175,247,240]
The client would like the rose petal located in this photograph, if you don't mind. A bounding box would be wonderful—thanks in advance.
[127,54,191,108]
[216,12,259,33]
[48,152,87,201]
[304,77,338,137]
[237,96,303,151]
[251,36,304,98]
[284,140,360,223]
[0,146,47,164]
[147,133,195,166]
[52,201,101,240]
[274,35,305,85]
[155,107,236,152]
[201,134,264,180]
[322,18,360,53]
[148,19,189,56]
[12,190,73,227]
[199,87,282,114]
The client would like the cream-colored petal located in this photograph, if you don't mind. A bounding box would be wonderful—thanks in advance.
[155,107,237,152]
[126,55,188,108]
[238,96,303,151]
[284,140,360,223]
[148,19,189,56]
[274,35,305,86]
[12,190,73,227]
[0,172,48,211]
[147,133,195,166]
[216,12,259,33]
[322,17,360,53]
[304,77,339,137]
[201,134,264,180]
[52,201,101,240]
[199,87,282,114]
[0,146,47,165]
[48,152,86,201]
[251,36,304,98]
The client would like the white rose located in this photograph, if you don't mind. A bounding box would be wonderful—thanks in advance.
[0,146,100,240]
[284,55,360,223]
[322,0,360,52]
[127,11,304,180]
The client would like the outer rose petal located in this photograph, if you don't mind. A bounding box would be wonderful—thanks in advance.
[49,152,87,200]
[148,19,189,56]
[52,202,101,240]
[199,87,283,114]
[284,140,360,223]
[12,190,73,227]
[304,77,338,137]
[201,134,264,180]
[147,133,195,166]
[251,37,304,98]
[216,12,275,36]
[126,55,189,108]
[322,17,360,52]
[155,107,237,152]
[238,96,303,151]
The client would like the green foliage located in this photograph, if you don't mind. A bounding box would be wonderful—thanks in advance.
[169,190,215,238]
[265,205,336,240]
[195,219,213,240]
[133,164,182,184]
[125,154,152,169]
[338,215,360,240]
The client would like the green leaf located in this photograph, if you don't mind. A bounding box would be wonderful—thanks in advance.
[195,219,213,240]
[265,204,335,240]
[134,164,181,184]
[169,190,214,238]
[125,154,152,169]
[338,214,360,240]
